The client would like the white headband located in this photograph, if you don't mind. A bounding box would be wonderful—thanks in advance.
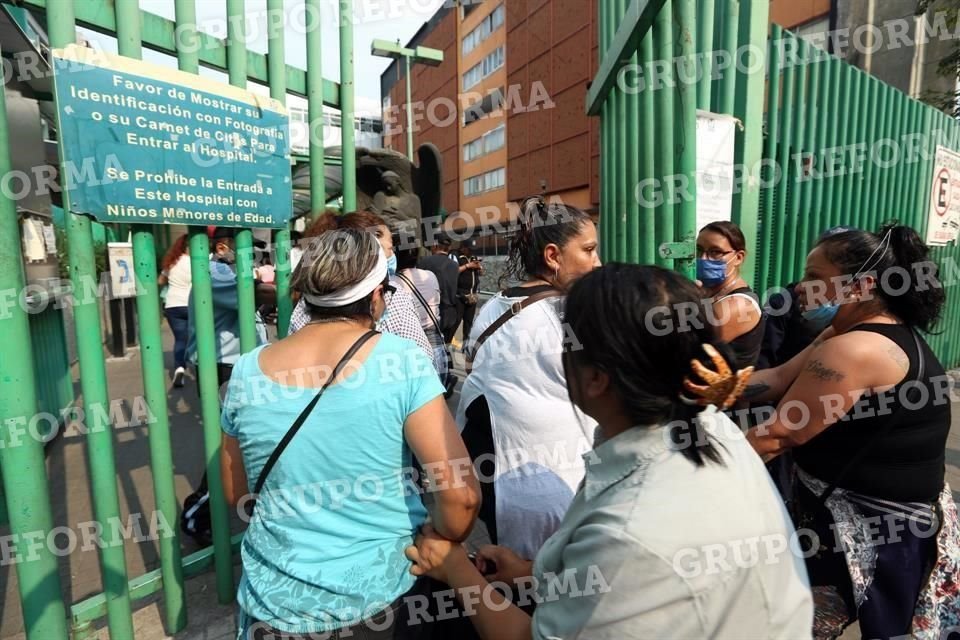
[302,246,388,307]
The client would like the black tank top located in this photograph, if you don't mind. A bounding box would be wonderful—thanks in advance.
[717,287,765,369]
[793,324,951,502]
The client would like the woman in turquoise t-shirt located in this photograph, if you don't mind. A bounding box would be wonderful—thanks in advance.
[220,229,480,639]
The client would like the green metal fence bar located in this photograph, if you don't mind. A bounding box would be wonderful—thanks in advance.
[730,0,767,285]
[48,2,136,636]
[810,53,831,253]
[783,35,807,284]
[879,85,897,229]
[639,32,656,264]
[599,0,610,259]
[653,0,674,267]
[717,0,739,114]
[267,0,292,338]
[796,39,819,277]
[112,0,188,630]
[829,61,852,232]
[0,50,69,640]
[340,0,357,211]
[842,69,864,230]
[173,0,234,605]
[675,0,697,279]
[226,0,257,356]
[758,27,781,292]
[820,56,840,234]
[850,72,868,233]
[860,77,879,233]
[306,0,326,214]
[615,0,627,261]
[771,37,795,288]
[891,95,908,228]
[626,43,640,264]
[900,98,919,222]
[696,0,714,111]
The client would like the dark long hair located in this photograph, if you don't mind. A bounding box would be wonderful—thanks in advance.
[816,222,945,332]
[502,197,592,286]
[563,264,727,466]
[700,220,747,252]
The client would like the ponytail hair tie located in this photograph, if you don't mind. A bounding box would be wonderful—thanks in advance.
[679,344,754,410]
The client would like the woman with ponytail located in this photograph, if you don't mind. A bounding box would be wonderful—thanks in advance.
[405,264,812,639]
[456,197,600,560]
[732,223,958,637]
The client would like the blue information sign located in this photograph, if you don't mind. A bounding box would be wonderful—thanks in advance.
[52,45,292,228]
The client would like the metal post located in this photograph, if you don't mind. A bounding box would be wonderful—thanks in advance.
[48,4,135,637]
[626,42,640,264]
[0,49,69,640]
[614,0,627,262]
[824,57,843,231]
[653,0,675,268]
[810,55,832,252]
[758,26,781,293]
[796,40,820,277]
[339,0,357,211]
[784,36,807,284]
[112,0,187,630]
[771,37,795,288]
[306,0,326,214]
[717,0,740,114]
[674,0,697,280]
[405,55,414,161]
[730,0,769,286]
[267,0,292,338]
[639,32,656,265]
[696,0,715,111]
[174,0,234,604]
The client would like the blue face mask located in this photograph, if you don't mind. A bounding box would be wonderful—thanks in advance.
[386,254,398,275]
[696,259,727,288]
[801,302,839,331]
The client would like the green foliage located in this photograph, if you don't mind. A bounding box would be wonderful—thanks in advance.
[916,0,960,115]
[54,226,107,280]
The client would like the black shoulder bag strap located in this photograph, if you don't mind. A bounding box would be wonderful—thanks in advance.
[396,271,443,339]
[817,328,925,505]
[246,329,379,516]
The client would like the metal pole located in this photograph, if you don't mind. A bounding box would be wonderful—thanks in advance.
[113,0,187,630]
[717,0,740,115]
[772,37,795,288]
[174,0,233,605]
[227,0,257,354]
[810,55,832,253]
[675,0,697,280]
[696,0,715,111]
[639,32,656,265]
[797,40,820,276]
[730,0,769,286]
[48,4,135,637]
[405,54,414,161]
[0,48,69,640]
[784,36,807,284]
[339,0,357,211]
[758,26,781,293]
[654,0,675,268]
[626,44,640,264]
[306,0,326,214]
[267,0,292,338]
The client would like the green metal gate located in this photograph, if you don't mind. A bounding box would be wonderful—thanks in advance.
[0,1,358,637]
[590,0,960,368]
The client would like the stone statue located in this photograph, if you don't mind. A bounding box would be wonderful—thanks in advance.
[291,144,443,244]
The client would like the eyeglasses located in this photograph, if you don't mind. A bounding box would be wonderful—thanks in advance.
[697,248,735,261]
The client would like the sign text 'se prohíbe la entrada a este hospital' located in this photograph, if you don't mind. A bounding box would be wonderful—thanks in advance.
[52,45,292,229]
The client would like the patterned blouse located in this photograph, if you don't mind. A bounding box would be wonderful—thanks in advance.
[288,290,434,364]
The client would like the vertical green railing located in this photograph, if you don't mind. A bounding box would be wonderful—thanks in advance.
[48,1,137,637]
[113,0,187,632]
[269,0,292,338]
[0,46,70,640]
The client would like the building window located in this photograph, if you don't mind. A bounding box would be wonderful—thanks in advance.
[463,167,505,196]
[463,124,505,162]
[462,46,504,90]
[462,5,505,56]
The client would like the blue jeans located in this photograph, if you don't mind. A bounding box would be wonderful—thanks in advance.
[164,306,189,369]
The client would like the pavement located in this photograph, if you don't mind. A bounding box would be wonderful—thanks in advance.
[1,321,958,639]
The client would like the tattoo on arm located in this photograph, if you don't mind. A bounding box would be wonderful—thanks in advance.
[742,382,772,399]
[804,359,845,382]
